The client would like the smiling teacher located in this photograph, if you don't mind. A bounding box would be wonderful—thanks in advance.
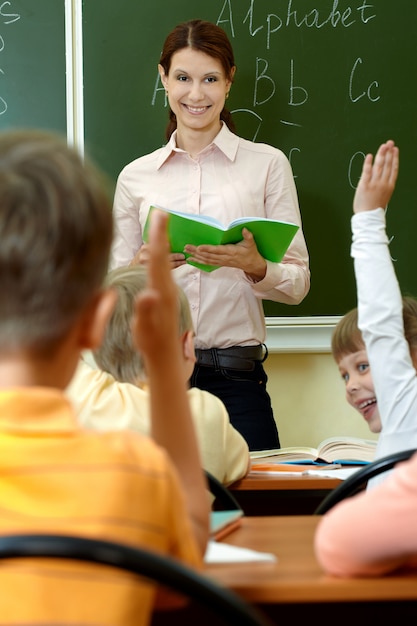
[110,19,310,451]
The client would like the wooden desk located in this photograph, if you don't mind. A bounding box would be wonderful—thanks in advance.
[205,516,417,623]
[229,472,343,516]
[152,515,417,625]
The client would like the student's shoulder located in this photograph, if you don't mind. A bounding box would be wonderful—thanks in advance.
[67,357,146,406]
[186,386,248,444]
[186,387,229,423]
[66,358,111,408]
[95,427,175,474]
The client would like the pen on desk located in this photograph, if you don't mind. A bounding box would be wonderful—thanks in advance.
[251,463,308,472]
[251,463,343,472]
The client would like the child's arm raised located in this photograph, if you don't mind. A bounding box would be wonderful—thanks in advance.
[353,140,399,214]
[131,209,210,555]
[351,140,412,461]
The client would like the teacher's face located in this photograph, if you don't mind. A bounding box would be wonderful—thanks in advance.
[159,47,233,142]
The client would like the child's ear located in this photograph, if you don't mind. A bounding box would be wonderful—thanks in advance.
[79,288,118,351]
[182,330,196,364]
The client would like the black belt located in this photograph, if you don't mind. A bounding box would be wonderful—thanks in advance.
[195,345,267,372]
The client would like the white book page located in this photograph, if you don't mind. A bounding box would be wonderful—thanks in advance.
[205,540,277,564]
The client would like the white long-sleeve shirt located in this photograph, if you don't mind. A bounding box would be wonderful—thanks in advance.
[315,208,417,577]
[352,209,417,458]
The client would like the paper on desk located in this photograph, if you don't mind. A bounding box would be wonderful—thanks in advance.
[204,540,277,564]
[304,467,361,480]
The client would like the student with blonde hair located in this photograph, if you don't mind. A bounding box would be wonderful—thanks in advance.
[67,264,250,485]
[96,265,195,387]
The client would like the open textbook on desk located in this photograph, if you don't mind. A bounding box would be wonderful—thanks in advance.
[250,436,377,465]
[143,205,299,272]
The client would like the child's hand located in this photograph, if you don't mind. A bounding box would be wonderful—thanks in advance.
[353,140,399,214]
[131,210,179,359]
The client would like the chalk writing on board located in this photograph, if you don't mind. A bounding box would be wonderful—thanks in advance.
[0,3,20,25]
[230,108,262,141]
[349,57,380,103]
[253,57,275,106]
[151,73,167,107]
[148,0,385,198]
[214,0,380,188]
[348,151,365,189]
[218,0,376,50]
[288,148,301,179]
[0,1,21,116]
[288,59,308,108]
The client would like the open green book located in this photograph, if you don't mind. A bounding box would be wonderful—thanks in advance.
[143,205,299,272]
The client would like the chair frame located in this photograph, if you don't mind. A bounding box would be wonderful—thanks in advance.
[315,448,417,515]
[0,533,271,626]
[205,470,242,511]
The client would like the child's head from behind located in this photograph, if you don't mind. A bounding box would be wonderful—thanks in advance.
[332,297,417,434]
[94,265,194,386]
[0,129,113,357]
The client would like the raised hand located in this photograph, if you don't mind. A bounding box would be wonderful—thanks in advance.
[354,140,399,214]
[131,210,180,360]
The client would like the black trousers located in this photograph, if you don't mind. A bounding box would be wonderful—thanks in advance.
[190,361,280,451]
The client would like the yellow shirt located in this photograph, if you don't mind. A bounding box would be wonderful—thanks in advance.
[0,387,200,625]
[66,359,250,485]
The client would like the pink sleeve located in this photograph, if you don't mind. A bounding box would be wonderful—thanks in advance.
[314,452,417,576]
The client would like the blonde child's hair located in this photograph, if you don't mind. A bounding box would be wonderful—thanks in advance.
[94,265,193,384]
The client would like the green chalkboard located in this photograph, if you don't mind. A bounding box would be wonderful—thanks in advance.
[82,0,417,317]
[0,1,66,134]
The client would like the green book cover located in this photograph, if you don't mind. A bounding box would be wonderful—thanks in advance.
[143,206,299,272]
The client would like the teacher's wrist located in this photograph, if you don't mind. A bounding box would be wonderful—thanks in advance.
[245,258,267,282]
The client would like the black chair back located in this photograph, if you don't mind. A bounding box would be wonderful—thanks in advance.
[315,448,417,515]
[205,470,243,511]
[0,533,271,626]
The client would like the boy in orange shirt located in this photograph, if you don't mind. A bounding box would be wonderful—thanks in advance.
[0,129,209,624]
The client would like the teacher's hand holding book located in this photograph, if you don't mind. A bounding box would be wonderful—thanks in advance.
[185,227,267,281]
[143,205,299,273]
